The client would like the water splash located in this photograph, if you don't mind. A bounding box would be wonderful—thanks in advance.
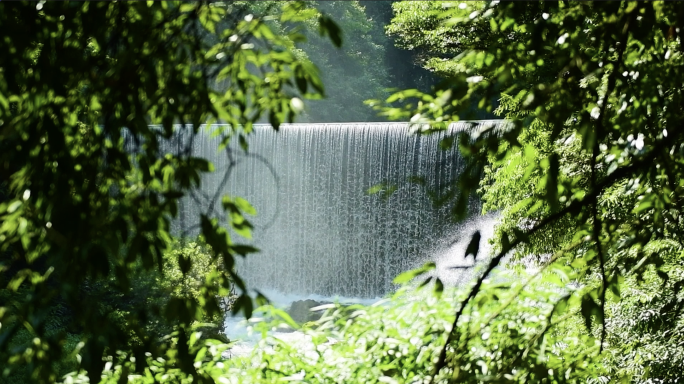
[426,212,500,287]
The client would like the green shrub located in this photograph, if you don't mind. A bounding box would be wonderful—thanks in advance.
[58,265,610,383]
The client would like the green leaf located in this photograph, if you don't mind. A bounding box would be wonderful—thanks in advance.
[580,292,602,332]
[179,254,192,275]
[295,64,308,94]
[657,269,669,284]
[231,244,259,257]
[7,200,21,214]
[546,153,559,212]
[393,262,436,284]
[234,196,256,216]
[367,184,384,195]
[239,134,249,152]
[552,295,570,319]
[465,231,481,260]
[607,272,623,298]
[232,220,253,239]
[232,294,254,318]
[319,14,342,47]
[434,278,444,297]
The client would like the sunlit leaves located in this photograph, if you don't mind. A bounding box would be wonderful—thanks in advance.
[222,196,255,239]
[382,1,684,382]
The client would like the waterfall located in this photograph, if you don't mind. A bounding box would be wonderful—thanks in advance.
[166,121,503,298]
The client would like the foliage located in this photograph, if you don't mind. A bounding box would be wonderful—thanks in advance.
[161,239,235,326]
[387,1,485,71]
[360,1,439,97]
[4,1,684,383]
[0,1,340,382]
[602,250,684,381]
[384,1,498,119]
[60,271,606,384]
[121,239,234,344]
[299,1,391,122]
[1,239,228,384]
[377,1,684,382]
[237,1,400,123]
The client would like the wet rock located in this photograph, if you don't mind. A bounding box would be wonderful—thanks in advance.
[287,299,329,323]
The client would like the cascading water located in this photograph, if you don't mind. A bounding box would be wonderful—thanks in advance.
[167,121,503,298]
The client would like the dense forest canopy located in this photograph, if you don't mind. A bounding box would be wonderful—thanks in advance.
[226,0,437,122]
[0,1,683,383]
[380,1,684,381]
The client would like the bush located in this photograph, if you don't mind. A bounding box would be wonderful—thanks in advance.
[59,266,610,383]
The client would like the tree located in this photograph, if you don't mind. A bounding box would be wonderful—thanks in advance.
[360,0,437,95]
[237,0,402,123]
[299,1,389,122]
[377,1,684,382]
[0,1,339,382]
[384,0,499,119]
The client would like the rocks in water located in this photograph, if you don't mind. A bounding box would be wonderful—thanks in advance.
[287,299,330,324]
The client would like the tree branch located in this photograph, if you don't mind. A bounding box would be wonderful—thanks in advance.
[431,124,669,378]
[591,9,633,353]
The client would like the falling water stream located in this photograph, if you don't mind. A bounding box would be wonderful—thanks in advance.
[167,121,504,299]
[143,120,506,350]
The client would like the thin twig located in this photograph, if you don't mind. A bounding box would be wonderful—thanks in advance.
[591,10,633,353]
